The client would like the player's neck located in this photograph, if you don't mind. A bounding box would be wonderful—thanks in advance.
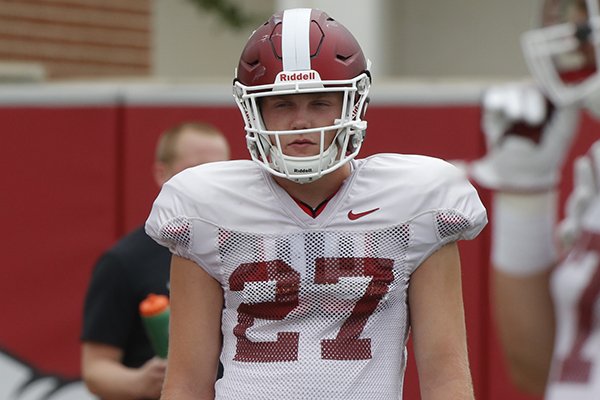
[274,163,351,209]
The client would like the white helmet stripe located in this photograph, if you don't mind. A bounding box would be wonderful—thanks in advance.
[282,8,312,71]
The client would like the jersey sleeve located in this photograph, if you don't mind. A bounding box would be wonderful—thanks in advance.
[408,160,488,269]
[145,179,196,260]
[145,171,223,281]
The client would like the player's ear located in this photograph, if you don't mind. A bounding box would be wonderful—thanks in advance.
[153,162,169,187]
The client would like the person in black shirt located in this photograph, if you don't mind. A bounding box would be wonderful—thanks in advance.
[81,121,230,399]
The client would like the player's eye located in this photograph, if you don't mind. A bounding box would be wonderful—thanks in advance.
[312,100,332,108]
[265,99,293,110]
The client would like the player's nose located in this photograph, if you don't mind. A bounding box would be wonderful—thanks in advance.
[290,114,312,130]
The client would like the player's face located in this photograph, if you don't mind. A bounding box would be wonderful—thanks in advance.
[260,92,343,157]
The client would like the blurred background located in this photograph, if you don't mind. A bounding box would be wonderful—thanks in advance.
[0,0,542,83]
[5,1,593,400]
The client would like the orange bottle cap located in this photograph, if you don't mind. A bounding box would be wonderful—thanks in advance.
[139,294,169,317]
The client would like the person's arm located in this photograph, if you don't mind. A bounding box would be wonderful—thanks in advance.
[489,190,559,396]
[81,247,168,400]
[160,255,223,400]
[493,269,555,394]
[409,242,474,400]
[81,342,167,399]
[467,83,581,395]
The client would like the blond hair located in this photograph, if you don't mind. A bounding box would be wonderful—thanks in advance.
[155,121,226,165]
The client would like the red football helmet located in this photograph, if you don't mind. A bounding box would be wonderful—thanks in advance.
[233,8,371,183]
[522,0,600,105]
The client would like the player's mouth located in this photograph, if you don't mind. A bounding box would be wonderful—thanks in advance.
[290,138,314,145]
[285,138,318,155]
[288,138,317,148]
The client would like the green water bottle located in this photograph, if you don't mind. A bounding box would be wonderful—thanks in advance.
[139,293,170,358]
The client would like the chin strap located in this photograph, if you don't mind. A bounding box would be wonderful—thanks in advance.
[270,141,340,184]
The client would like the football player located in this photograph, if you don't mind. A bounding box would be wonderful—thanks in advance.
[469,0,600,399]
[146,8,487,400]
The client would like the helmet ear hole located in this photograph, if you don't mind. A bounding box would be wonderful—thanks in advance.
[361,97,370,120]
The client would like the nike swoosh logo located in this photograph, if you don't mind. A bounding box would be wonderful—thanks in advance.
[347,208,380,220]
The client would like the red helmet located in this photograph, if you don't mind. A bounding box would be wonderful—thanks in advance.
[233,8,371,183]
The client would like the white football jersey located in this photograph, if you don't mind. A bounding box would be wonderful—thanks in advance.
[547,198,600,400]
[146,154,487,400]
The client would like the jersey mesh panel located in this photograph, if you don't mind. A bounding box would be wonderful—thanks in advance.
[212,225,411,399]
[159,217,191,250]
[435,210,472,240]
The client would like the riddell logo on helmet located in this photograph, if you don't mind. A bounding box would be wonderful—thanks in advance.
[275,71,321,83]
[294,168,313,173]
[279,72,316,81]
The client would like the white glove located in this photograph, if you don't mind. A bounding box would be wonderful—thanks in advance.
[470,83,580,192]
[557,140,600,247]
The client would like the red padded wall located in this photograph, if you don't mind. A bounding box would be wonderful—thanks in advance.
[1,103,120,378]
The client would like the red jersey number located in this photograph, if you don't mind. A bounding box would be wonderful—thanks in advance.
[229,257,394,363]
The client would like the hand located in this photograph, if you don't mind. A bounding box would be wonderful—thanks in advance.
[470,83,580,192]
[558,140,600,247]
[134,357,168,399]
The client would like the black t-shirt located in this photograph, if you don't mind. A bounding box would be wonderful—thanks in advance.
[82,226,224,379]
[81,226,171,367]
